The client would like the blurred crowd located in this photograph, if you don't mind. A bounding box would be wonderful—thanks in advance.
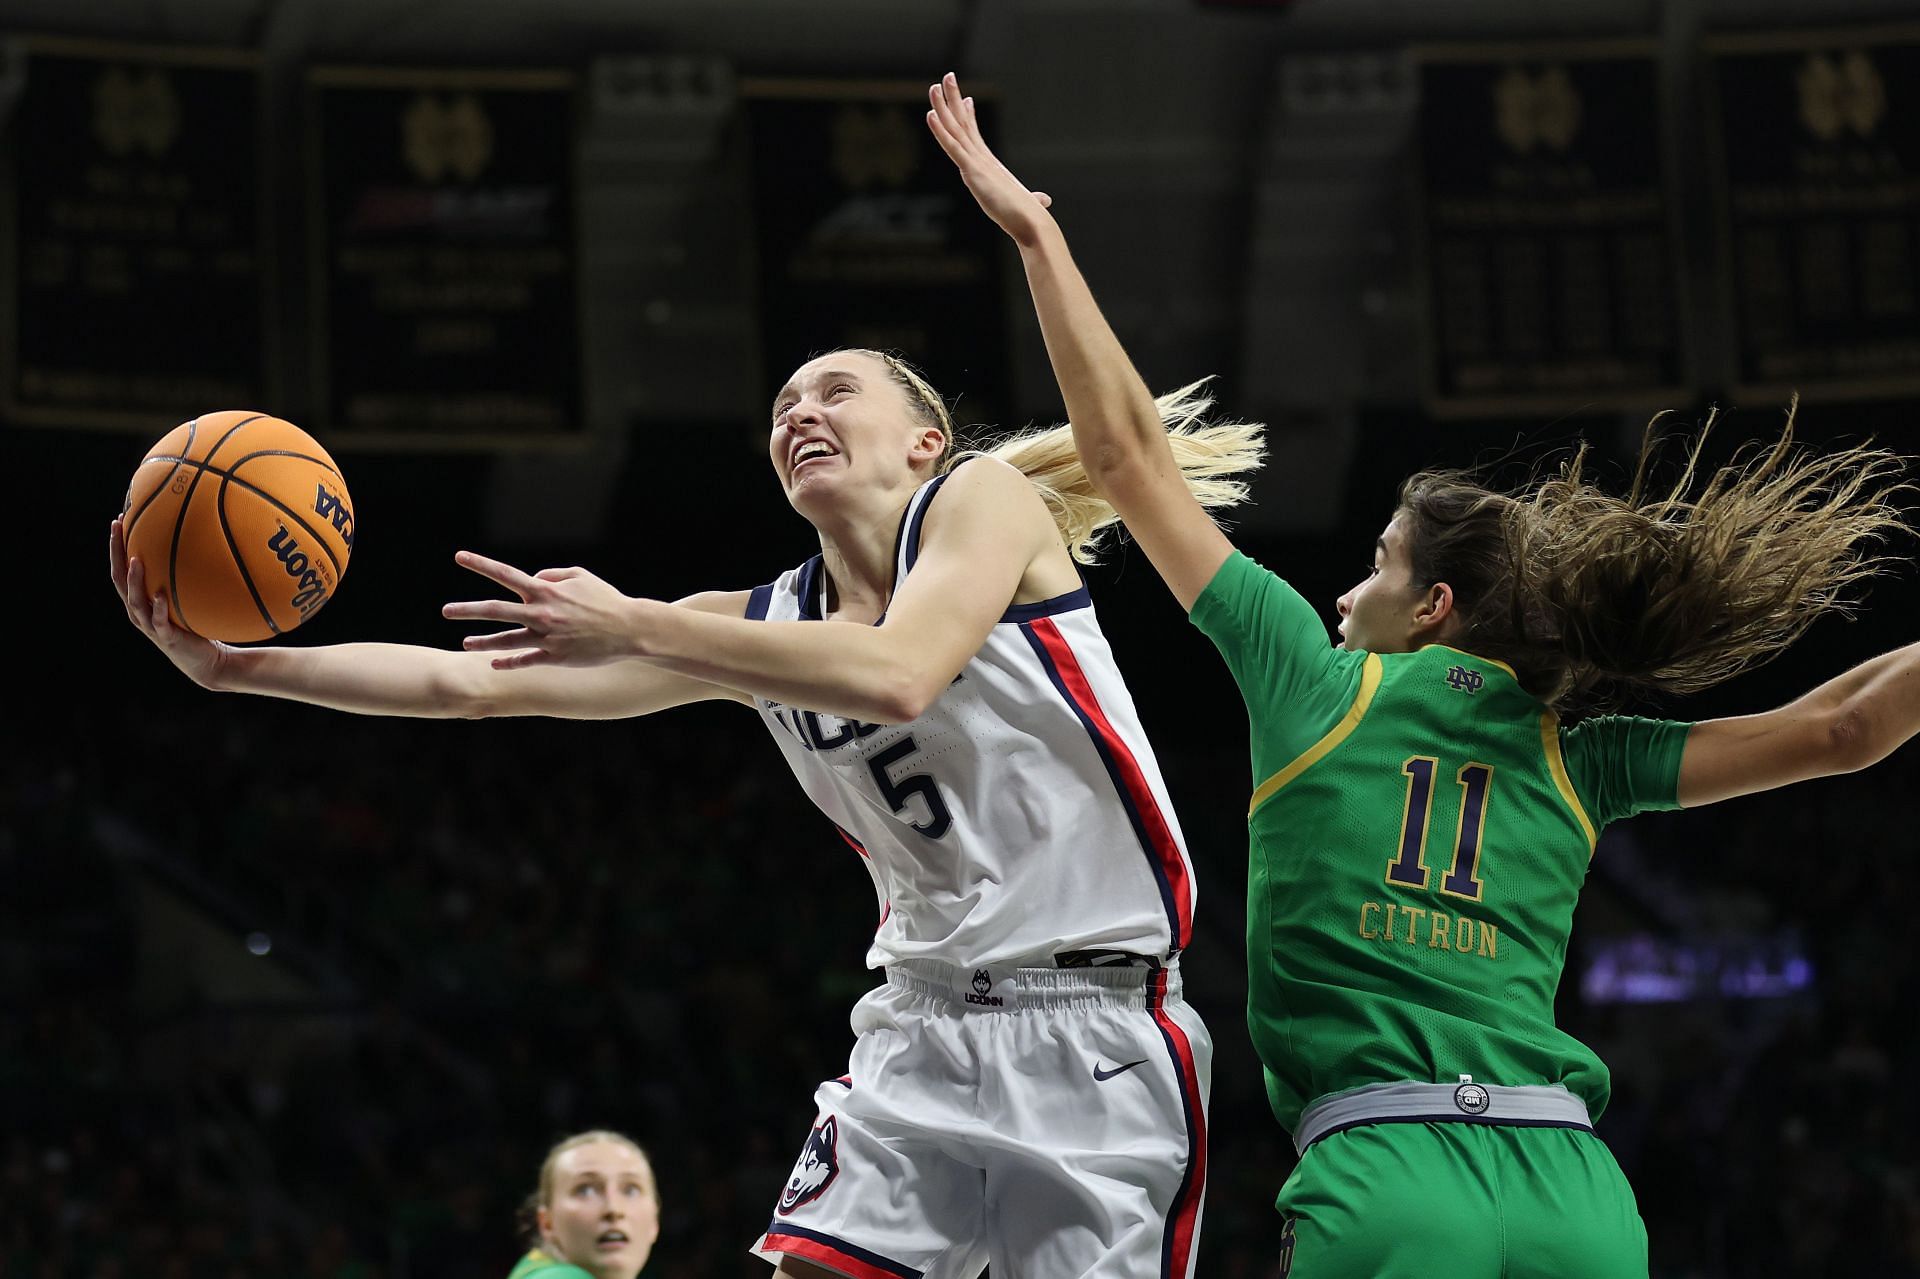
[10,668,1919,1277]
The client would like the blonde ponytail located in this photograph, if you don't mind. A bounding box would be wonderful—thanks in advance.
[957,381,1266,564]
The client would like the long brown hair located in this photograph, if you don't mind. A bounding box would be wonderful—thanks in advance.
[847,349,1266,564]
[1398,403,1910,707]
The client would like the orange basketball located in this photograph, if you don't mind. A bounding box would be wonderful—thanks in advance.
[121,411,355,642]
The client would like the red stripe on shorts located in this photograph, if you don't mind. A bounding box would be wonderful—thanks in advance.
[761,1230,918,1279]
[1153,969,1207,1279]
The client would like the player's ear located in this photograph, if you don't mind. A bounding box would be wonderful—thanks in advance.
[536,1205,555,1248]
[1413,581,1456,638]
[909,425,946,465]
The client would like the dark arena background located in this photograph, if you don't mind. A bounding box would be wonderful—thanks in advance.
[10,0,1920,1274]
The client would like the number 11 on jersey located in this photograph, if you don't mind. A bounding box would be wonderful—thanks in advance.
[1385,757,1492,901]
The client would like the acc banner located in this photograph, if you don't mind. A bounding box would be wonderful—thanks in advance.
[1414,43,1686,415]
[309,67,579,445]
[744,80,1009,426]
[1709,25,1920,399]
[5,38,267,427]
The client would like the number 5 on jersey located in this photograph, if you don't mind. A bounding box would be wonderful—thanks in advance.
[1386,757,1491,901]
[868,736,953,839]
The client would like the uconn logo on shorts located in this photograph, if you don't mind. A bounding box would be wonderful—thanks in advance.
[965,968,1005,1008]
[777,1116,840,1215]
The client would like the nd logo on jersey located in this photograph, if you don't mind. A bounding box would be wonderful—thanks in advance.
[1445,665,1484,695]
[778,1116,840,1215]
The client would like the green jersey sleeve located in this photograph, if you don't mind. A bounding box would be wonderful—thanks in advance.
[1189,551,1370,785]
[1558,714,1692,829]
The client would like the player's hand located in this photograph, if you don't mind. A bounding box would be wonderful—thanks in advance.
[926,71,1055,246]
[110,517,230,688]
[444,551,644,669]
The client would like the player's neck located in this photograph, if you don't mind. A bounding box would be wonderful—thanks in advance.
[806,476,922,621]
[816,533,894,623]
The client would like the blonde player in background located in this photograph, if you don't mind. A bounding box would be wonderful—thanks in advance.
[112,194,1265,1274]
[511,1132,660,1279]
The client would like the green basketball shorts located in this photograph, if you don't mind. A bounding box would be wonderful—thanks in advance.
[1276,1121,1647,1278]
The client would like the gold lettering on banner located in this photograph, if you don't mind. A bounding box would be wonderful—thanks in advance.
[93,67,180,158]
[1494,65,1582,154]
[831,105,918,188]
[403,93,493,182]
[1797,51,1886,143]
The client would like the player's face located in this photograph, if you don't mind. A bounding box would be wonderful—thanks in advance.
[537,1140,660,1279]
[769,351,945,515]
[1336,514,1427,653]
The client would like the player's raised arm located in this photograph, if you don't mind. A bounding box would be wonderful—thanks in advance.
[444,458,1057,725]
[111,517,750,720]
[926,72,1236,612]
[1678,639,1920,807]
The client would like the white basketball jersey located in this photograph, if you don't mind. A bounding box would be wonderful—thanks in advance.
[746,466,1197,970]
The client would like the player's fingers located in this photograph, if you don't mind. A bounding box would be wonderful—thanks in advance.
[928,84,967,148]
[533,566,577,582]
[126,556,157,626]
[462,628,537,653]
[442,599,527,625]
[491,648,552,671]
[121,543,143,605]
[109,519,129,593]
[1034,191,1053,209]
[150,589,174,636]
[453,550,539,596]
[926,108,965,162]
[938,75,978,141]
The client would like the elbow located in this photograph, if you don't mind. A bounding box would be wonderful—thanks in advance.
[1824,700,1882,774]
[1086,438,1148,484]
[870,679,933,726]
[868,665,943,725]
[1083,448,1152,503]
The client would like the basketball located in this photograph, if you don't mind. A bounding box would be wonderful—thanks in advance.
[121,411,355,642]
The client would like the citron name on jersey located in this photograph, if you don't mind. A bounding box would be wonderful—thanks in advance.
[1357,900,1499,959]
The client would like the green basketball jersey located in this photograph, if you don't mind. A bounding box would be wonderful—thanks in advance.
[1191,552,1689,1136]
[507,1250,593,1279]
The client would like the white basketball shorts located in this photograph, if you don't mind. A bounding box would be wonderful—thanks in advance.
[750,957,1212,1279]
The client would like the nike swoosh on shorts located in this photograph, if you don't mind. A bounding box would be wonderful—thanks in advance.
[1093,1059,1147,1081]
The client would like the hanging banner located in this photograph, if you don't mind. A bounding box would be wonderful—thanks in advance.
[1708,25,1920,400]
[1414,42,1687,415]
[743,79,1010,426]
[309,67,580,446]
[5,38,268,428]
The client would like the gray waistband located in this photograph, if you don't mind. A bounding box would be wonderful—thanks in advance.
[1293,1078,1594,1154]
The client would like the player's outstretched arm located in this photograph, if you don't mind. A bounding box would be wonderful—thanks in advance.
[445,459,1053,725]
[1678,639,1920,806]
[111,517,748,720]
[925,71,1235,612]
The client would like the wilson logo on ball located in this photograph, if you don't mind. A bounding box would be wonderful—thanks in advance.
[268,523,332,617]
[313,483,355,547]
